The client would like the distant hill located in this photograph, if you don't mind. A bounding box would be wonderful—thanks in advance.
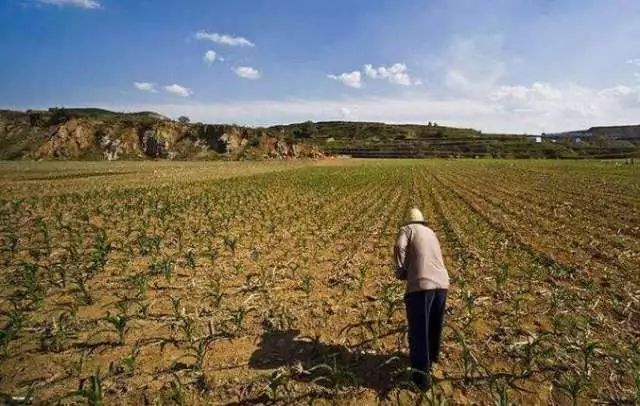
[0,107,638,160]
[273,121,640,159]
[547,125,640,141]
[0,108,322,160]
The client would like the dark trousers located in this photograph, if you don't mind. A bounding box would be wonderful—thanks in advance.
[405,289,447,388]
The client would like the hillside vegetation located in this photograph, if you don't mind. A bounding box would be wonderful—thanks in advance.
[1,108,639,160]
[274,121,640,159]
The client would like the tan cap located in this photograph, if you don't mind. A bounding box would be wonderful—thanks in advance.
[407,207,425,223]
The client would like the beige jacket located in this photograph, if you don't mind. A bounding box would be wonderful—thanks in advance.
[394,222,449,292]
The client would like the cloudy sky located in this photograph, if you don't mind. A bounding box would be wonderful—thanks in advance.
[2,0,640,133]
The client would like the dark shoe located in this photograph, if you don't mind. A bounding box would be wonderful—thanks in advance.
[412,371,431,391]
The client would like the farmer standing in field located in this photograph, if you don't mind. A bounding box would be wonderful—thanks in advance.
[394,208,449,389]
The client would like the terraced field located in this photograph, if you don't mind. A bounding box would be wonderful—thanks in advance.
[0,159,638,404]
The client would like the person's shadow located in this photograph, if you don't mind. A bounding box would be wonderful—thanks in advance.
[247,328,409,400]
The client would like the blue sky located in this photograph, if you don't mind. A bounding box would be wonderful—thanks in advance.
[1,0,640,133]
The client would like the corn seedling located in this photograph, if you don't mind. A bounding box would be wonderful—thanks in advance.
[101,311,129,346]
[185,249,196,270]
[117,344,140,376]
[69,369,103,406]
[89,228,111,277]
[0,302,27,358]
[36,218,51,256]
[2,233,19,266]
[453,328,481,384]
[176,335,214,372]
[263,367,292,400]
[134,299,151,318]
[227,304,256,336]
[262,304,296,331]
[301,274,314,296]
[127,273,148,299]
[149,259,174,282]
[494,262,509,294]
[165,373,186,406]
[308,356,357,395]
[137,234,161,256]
[496,384,509,406]
[223,235,237,255]
[17,262,43,307]
[554,371,586,406]
[377,282,403,322]
[169,296,184,320]
[204,279,224,308]
[178,315,198,344]
[577,332,600,378]
[70,268,93,305]
[40,312,76,352]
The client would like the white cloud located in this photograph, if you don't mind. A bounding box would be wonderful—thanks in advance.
[233,66,261,80]
[363,63,420,86]
[203,50,217,65]
[490,82,597,118]
[339,107,351,117]
[339,106,354,118]
[164,84,193,97]
[194,31,254,47]
[133,82,158,93]
[490,82,562,105]
[35,0,101,8]
[444,70,473,93]
[598,85,640,108]
[626,58,640,67]
[486,81,640,128]
[363,65,376,79]
[327,71,362,88]
[444,35,506,94]
[108,78,640,134]
[330,63,420,87]
[106,97,495,129]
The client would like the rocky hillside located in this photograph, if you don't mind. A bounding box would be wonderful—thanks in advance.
[0,108,323,160]
[1,107,639,160]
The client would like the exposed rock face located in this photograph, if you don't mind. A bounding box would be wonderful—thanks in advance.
[36,119,95,159]
[220,129,249,154]
[99,135,123,161]
[140,129,168,158]
[0,109,325,161]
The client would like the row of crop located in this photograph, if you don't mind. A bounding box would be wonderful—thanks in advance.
[429,167,639,404]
